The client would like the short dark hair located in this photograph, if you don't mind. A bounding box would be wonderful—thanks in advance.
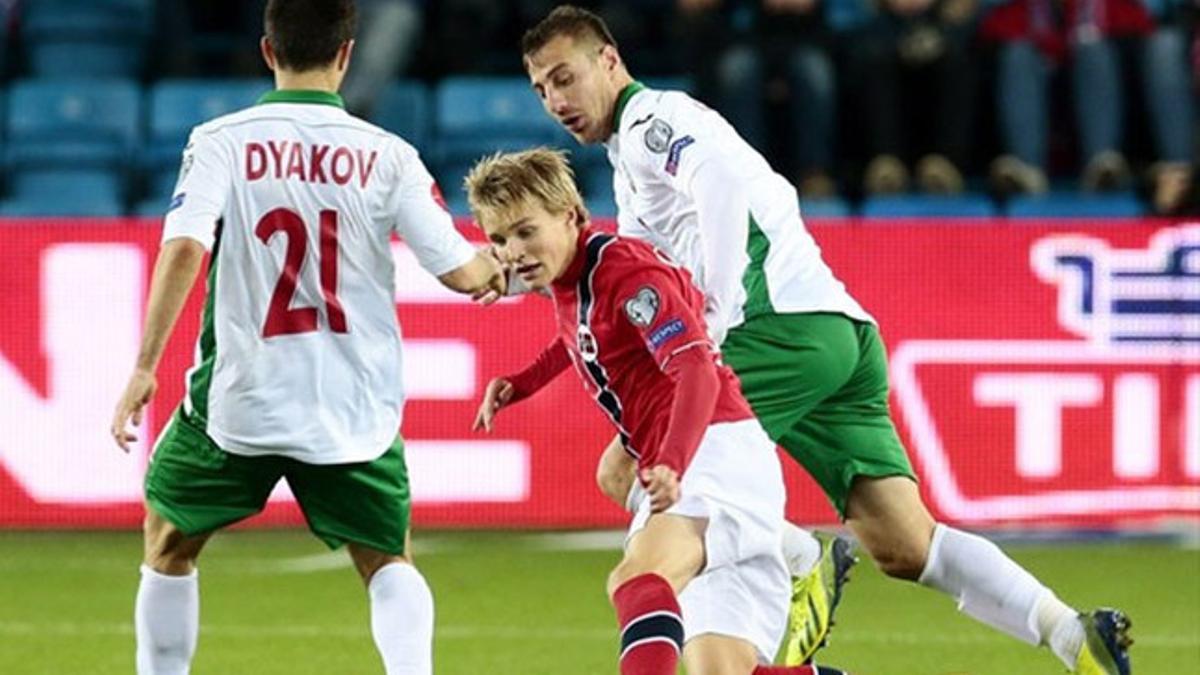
[520,5,617,60]
[264,0,357,72]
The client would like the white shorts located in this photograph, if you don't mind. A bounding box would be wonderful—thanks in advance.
[627,419,789,663]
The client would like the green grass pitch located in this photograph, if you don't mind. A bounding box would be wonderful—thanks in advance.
[1,530,1196,674]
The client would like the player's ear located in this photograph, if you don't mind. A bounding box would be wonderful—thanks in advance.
[598,43,620,72]
[260,36,276,72]
[336,39,355,73]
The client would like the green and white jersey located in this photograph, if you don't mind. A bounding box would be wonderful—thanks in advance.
[604,83,872,344]
[162,89,475,464]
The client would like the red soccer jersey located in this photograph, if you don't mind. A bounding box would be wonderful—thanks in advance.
[510,227,754,476]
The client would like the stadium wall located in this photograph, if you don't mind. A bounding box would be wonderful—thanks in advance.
[0,218,1196,530]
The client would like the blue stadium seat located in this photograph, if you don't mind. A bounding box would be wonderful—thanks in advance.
[5,79,140,170]
[800,198,853,219]
[144,79,270,172]
[22,0,152,77]
[641,77,695,94]
[860,194,998,218]
[435,77,564,141]
[371,80,431,150]
[1004,191,1146,218]
[0,169,124,216]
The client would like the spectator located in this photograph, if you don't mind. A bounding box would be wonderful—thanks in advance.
[1143,0,1196,211]
[155,0,267,77]
[675,0,842,198]
[340,0,425,117]
[981,0,1175,195]
[844,0,980,195]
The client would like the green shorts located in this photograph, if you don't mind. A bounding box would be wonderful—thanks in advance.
[145,411,411,555]
[722,312,915,517]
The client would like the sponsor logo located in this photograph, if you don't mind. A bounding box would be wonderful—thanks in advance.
[664,136,695,176]
[167,193,186,213]
[648,318,685,348]
[624,286,660,327]
[892,225,1200,522]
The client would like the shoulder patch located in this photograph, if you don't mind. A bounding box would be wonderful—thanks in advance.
[664,136,695,176]
[643,119,674,154]
[624,286,661,327]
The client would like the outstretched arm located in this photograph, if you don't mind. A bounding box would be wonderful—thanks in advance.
[473,337,571,432]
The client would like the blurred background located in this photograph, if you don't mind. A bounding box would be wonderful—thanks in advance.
[0,2,1196,673]
[0,0,1194,217]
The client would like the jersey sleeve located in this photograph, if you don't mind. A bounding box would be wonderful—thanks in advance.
[387,143,476,277]
[609,264,711,370]
[620,94,724,195]
[161,128,231,250]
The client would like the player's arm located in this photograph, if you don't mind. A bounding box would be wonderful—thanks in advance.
[473,337,571,432]
[615,270,720,511]
[438,248,506,300]
[627,105,750,343]
[113,129,229,451]
[390,146,506,300]
[110,238,208,450]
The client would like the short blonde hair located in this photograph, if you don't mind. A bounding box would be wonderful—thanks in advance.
[464,147,587,228]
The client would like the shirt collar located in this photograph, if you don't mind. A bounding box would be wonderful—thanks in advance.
[611,81,646,134]
[257,89,345,108]
[551,226,598,292]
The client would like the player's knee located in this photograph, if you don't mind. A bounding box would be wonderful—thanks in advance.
[142,510,204,574]
[865,538,928,580]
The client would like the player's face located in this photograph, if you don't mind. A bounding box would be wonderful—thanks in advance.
[526,35,619,145]
[483,201,580,290]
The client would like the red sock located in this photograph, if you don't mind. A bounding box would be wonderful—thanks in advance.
[753,658,849,667]
[612,573,683,675]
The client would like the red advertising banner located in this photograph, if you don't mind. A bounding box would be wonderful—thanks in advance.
[0,218,1196,529]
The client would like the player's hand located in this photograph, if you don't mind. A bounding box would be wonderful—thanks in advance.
[111,368,157,452]
[473,377,515,432]
[472,246,509,305]
[640,465,680,513]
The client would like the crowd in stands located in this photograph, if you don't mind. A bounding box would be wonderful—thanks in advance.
[0,0,1196,217]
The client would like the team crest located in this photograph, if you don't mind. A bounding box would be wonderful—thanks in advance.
[624,286,660,327]
[643,119,673,154]
[577,324,599,362]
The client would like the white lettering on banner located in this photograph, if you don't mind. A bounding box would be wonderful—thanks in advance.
[269,440,530,503]
[893,341,1200,520]
[0,245,146,502]
[973,373,1103,478]
[1113,374,1160,479]
[404,340,476,400]
[1187,375,1200,479]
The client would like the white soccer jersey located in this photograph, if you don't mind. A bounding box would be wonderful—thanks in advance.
[162,89,475,464]
[605,82,872,344]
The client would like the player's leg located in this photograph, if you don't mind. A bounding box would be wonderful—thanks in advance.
[607,512,705,675]
[802,322,1132,673]
[286,437,432,675]
[138,411,281,675]
[721,314,864,664]
[845,475,1132,674]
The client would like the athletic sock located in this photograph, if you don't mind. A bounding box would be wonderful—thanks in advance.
[368,562,435,675]
[1040,593,1086,669]
[754,666,846,674]
[781,523,822,577]
[612,574,684,675]
[135,564,198,675]
[918,524,1078,653]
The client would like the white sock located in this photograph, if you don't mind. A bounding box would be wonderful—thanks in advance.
[781,522,822,577]
[1039,592,1086,669]
[918,524,1067,647]
[135,565,198,675]
[369,562,435,675]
